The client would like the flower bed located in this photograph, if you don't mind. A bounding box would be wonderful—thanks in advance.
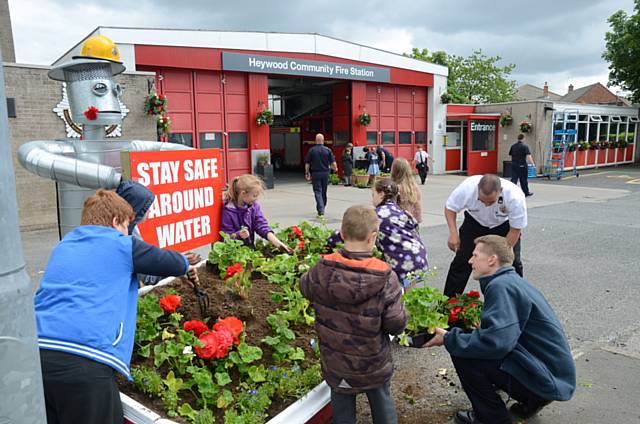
[119,222,335,424]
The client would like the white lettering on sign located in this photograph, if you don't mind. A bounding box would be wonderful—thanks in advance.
[470,122,496,132]
[184,158,219,181]
[156,215,212,248]
[148,186,215,219]
[136,161,180,186]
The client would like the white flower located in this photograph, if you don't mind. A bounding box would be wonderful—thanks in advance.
[182,346,193,355]
[402,240,413,251]
[401,259,415,271]
[377,207,391,218]
[389,232,402,244]
[410,241,421,254]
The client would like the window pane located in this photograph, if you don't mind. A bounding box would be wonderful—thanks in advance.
[381,132,395,145]
[577,122,587,142]
[228,132,248,149]
[470,120,496,151]
[334,131,349,146]
[367,131,378,145]
[399,132,412,144]
[446,127,462,147]
[598,123,608,142]
[415,132,426,146]
[588,123,598,142]
[168,133,193,147]
[199,132,222,149]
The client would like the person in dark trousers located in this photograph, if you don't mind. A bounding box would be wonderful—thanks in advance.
[35,189,194,424]
[509,134,535,197]
[443,174,527,297]
[413,145,431,185]
[342,143,354,186]
[305,133,337,217]
[377,146,394,173]
[301,204,408,424]
[425,235,576,424]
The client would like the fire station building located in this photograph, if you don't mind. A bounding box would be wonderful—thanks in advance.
[55,27,456,182]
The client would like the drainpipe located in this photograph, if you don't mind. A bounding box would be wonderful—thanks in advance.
[0,49,47,423]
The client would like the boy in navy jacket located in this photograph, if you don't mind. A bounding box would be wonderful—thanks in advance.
[425,235,575,424]
[35,189,192,424]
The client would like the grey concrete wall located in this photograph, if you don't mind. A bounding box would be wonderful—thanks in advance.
[0,0,16,63]
[3,64,156,230]
[476,100,553,174]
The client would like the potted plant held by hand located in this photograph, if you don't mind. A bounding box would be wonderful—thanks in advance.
[444,290,484,331]
[398,285,449,348]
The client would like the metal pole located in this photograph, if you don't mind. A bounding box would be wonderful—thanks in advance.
[0,49,47,423]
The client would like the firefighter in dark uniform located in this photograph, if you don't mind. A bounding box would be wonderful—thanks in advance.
[443,174,527,297]
[509,133,535,197]
[305,133,337,217]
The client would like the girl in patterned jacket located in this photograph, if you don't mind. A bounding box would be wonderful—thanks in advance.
[328,178,428,288]
[372,178,429,288]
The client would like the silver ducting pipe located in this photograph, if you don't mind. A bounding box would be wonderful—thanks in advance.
[0,48,48,423]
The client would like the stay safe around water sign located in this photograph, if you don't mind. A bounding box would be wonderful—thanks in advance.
[121,149,224,252]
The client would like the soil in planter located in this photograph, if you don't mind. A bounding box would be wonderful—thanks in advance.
[119,264,319,423]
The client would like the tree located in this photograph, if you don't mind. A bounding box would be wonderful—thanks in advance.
[406,48,518,104]
[602,1,640,103]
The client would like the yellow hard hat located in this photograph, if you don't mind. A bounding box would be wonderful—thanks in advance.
[79,35,121,63]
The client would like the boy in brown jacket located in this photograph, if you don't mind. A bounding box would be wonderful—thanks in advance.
[300,205,408,424]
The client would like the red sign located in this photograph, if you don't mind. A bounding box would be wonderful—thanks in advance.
[126,149,223,252]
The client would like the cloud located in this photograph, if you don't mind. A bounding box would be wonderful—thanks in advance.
[7,0,637,95]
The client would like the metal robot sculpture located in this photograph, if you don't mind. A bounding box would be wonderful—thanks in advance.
[18,35,189,236]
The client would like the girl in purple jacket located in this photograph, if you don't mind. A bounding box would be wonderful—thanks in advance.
[221,174,291,252]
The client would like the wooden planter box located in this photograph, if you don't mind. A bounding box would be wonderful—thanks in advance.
[625,145,634,162]
[586,149,597,166]
[564,151,575,170]
[616,148,627,162]
[575,149,587,167]
[606,148,617,164]
[596,149,607,165]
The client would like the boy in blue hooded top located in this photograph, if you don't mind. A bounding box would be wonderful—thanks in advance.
[35,189,192,424]
[425,235,576,424]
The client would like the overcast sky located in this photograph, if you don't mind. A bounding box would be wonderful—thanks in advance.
[7,0,636,95]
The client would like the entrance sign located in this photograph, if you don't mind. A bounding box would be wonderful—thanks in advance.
[222,52,391,82]
[121,149,223,251]
[470,122,496,132]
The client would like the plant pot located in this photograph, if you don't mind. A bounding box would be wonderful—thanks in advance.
[586,149,597,166]
[626,145,634,162]
[575,149,587,167]
[564,151,575,170]
[606,148,617,164]
[596,149,607,165]
[353,175,370,186]
[404,332,436,348]
[616,148,626,162]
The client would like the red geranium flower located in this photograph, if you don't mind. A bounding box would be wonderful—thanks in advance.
[183,320,209,337]
[468,290,481,299]
[194,332,220,359]
[213,317,243,345]
[448,306,462,324]
[159,295,181,313]
[297,240,305,249]
[83,106,99,121]
[224,263,243,281]
[447,298,458,304]
[214,327,234,358]
[291,226,303,237]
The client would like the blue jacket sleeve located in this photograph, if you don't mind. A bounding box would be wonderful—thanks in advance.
[444,282,531,359]
[132,238,189,279]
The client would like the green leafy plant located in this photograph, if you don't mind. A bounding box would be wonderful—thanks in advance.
[256,108,274,126]
[519,120,532,133]
[144,92,167,115]
[440,92,453,104]
[352,168,368,176]
[356,180,369,188]
[157,115,171,138]
[499,113,513,127]
[398,285,448,346]
[444,291,484,330]
[262,313,305,362]
[208,232,264,276]
[358,112,371,126]
[329,172,341,185]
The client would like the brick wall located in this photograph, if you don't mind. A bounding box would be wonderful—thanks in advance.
[3,64,156,230]
[574,84,620,105]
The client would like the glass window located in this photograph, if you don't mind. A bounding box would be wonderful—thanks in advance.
[381,132,395,145]
[268,94,283,116]
[228,132,248,149]
[367,131,378,145]
[399,132,412,144]
[577,122,588,142]
[598,123,608,142]
[588,123,598,142]
[168,133,193,147]
[630,117,640,123]
[469,120,496,151]
[610,116,621,123]
[567,113,578,121]
[334,131,349,147]
[610,123,620,142]
[629,123,638,143]
[590,115,603,122]
[579,115,588,121]
[415,132,426,147]
[199,132,222,149]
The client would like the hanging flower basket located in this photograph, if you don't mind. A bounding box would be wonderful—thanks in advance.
[144,92,167,116]
[157,115,171,138]
[256,108,274,126]
[440,93,453,104]
[519,120,532,133]
[358,112,371,126]
[499,114,513,127]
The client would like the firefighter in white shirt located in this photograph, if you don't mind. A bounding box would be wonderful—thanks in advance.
[443,174,527,297]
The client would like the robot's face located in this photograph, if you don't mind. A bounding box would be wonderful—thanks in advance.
[65,63,124,127]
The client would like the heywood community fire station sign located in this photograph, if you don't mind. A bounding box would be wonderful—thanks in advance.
[122,149,223,252]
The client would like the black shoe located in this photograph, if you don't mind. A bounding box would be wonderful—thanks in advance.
[525,192,534,197]
[455,410,483,424]
[510,400,552,418]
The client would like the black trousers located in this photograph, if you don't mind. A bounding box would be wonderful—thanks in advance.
[451,356,547,424]
[311,173,329,215]
[417,165,428,184]
[330,381,397,424]
[510,163,530,195]
[40,349,124,424]
[444,212,523,297]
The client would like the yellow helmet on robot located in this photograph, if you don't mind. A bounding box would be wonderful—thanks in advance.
[78,35,122,63]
